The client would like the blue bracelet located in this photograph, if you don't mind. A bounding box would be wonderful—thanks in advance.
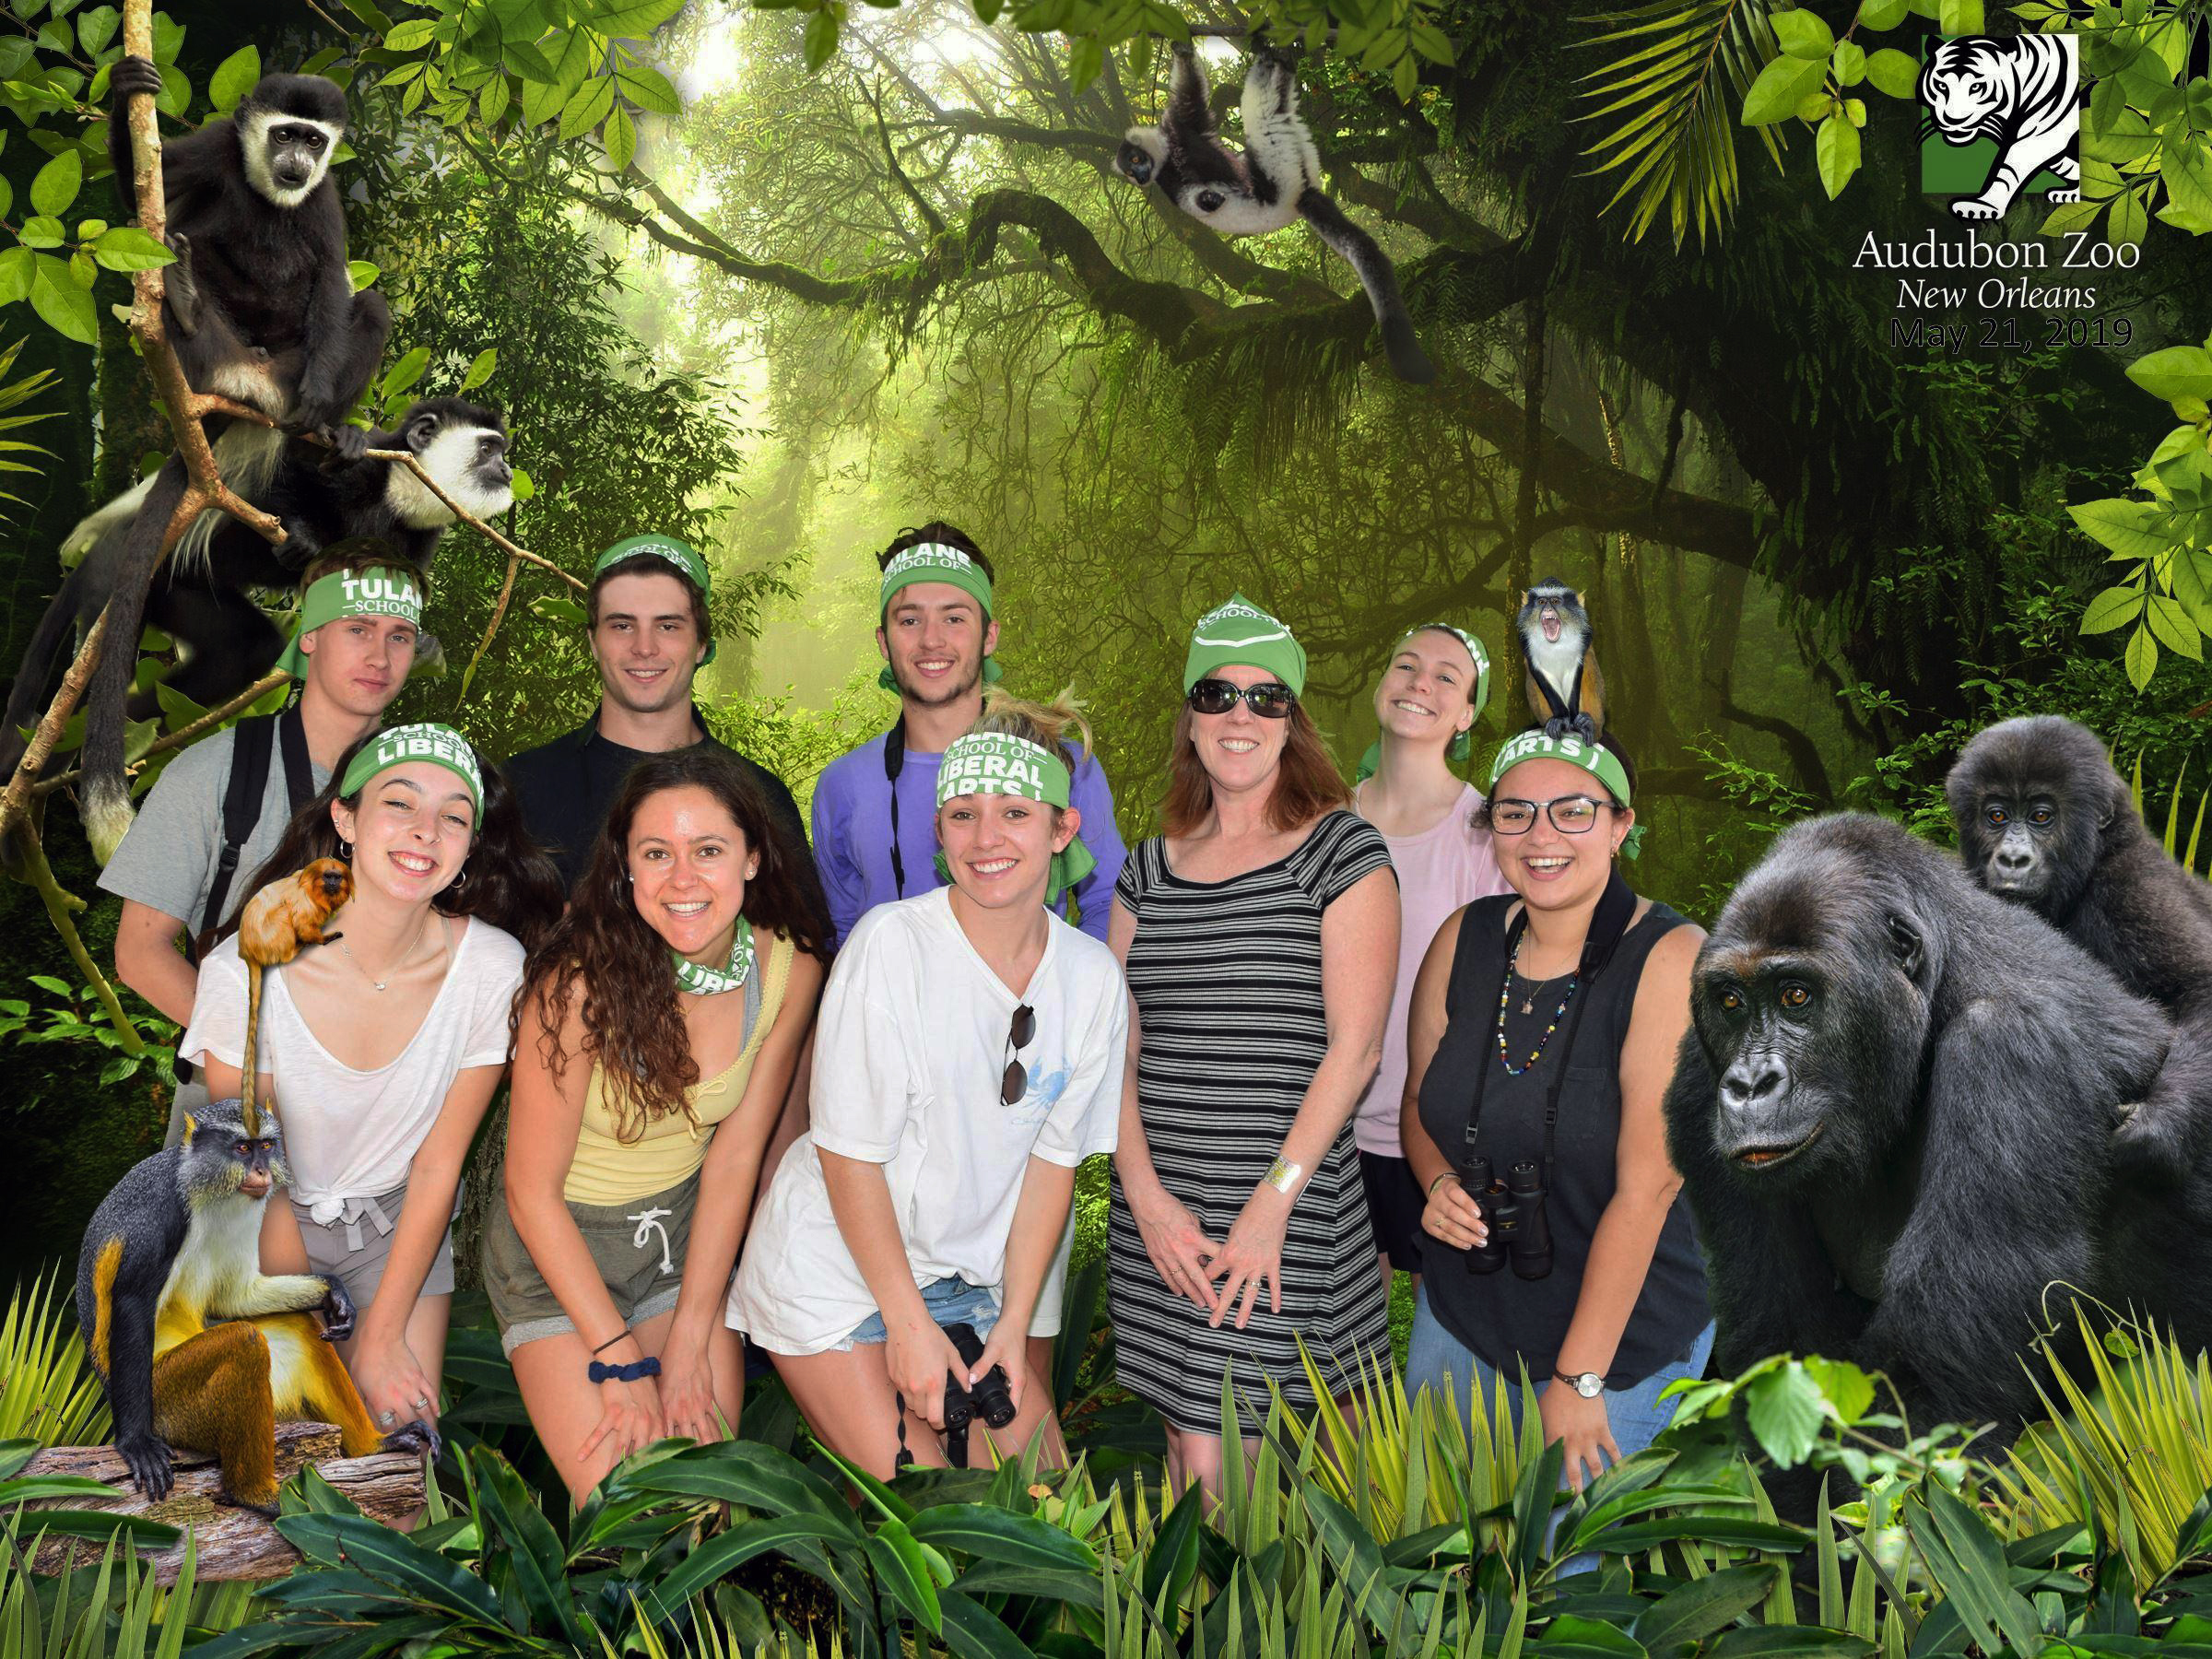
[588,1356,662,1384]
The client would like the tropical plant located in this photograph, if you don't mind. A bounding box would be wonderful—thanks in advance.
[0,337,58,522]
[2132,750,2211,879]
[0,1268,110,1449]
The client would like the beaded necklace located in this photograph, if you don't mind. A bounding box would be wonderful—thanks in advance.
[1495,933,1579,1076]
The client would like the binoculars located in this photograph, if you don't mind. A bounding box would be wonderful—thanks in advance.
[1459,1157,1552,1280]
[940,1321,1016,1466]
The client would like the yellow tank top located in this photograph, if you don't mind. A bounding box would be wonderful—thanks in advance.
[562,931,796,1206]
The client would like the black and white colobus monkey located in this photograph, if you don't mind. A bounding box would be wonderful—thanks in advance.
[1113,43,1437,385]
[49,59,392,858]
[1,401,510,841]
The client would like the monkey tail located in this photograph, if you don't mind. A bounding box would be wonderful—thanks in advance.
[1296,188,1437,386]
[242,959,263,1137]
[81,456,189,865]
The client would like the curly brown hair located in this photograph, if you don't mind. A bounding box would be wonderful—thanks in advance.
[519,748,830,1141]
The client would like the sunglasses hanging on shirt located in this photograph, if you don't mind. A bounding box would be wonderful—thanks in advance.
[1001,1003,1036,1105]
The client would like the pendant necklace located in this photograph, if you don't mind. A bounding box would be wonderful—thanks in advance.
[337,912,437,993]
[1497,933,1579,1077]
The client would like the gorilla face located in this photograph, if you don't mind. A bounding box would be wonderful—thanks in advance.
[1947,716,2120,922]
[1690,829,1930,1191]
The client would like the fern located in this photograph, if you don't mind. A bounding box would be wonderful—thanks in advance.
[1576,0,1787,248]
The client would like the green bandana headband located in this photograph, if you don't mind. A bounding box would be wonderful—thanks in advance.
[877,542,1001,690]
[339,722,484,817]
[1357,622,1493,782]
[1184,592,1307,697]
[1487,728,1645,860]
[276,566,424,677]
[931,732,1096,902]
[594,535,716,665]
[673,915,754,995]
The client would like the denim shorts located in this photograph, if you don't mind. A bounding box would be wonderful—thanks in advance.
[843,1277,1001,1348]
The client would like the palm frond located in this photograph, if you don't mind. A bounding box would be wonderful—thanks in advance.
[0,338,57,524]
[1576,0,1788,249]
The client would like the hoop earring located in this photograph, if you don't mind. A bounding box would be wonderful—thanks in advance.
[452,864,468,890]
[338,839,354,863]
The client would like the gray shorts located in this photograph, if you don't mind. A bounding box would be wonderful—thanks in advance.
[293,1181,458,1312]
[481,1172,700,1357]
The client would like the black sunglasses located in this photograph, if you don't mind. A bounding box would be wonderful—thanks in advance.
[1000,1004,1037,1105]
[1187,677,1297,719]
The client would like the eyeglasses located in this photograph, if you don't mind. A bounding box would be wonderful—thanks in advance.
[1187,678,1297,719]
[1489,794,1609,835]
[1000,1004,1037,1105]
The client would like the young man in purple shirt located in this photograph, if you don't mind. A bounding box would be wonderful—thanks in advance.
[811,523,1126,948]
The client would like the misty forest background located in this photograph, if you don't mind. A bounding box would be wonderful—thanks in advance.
[0,0,2207,1287]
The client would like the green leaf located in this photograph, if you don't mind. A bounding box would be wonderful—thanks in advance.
[2127,346,2212,404]
[2083,585,2148,634]
[478,72,511,126]
[74,5,115,54]
[1637,1564,1780,1650]
[908,1504,1098,1572]
[936,1589,1034,1659]
[0,246,30,306]
[458,347,497,392]
[208,44,258,113]
[519,76,566,127]
[2069,498,2173,560]
[1393,52,1418,101]
[803,7,838,72]
[1743,55,1829,126]
[602,101,635,169]
[1937,0,1983,30]
[1817,113,1860,198]
[867,1519,944,1634]
[150,13,182,64]
[2147,594,2203,659]
[557,75,614,142]
[1068,34,1102,91]
[379,346,430,399]
[1802,1357,1875,1426]
[640,1512,859,1622]
[2124,620,2158,689]
[466,1447,588,1645]
[89,227,172,272]
[1832,41,1865,85]
[18,218,65,250]
[614,61,679,115]
[29,149,78,218]
[28,976,71,997]
[1533,1614,1645,1655]
[594,0,688,34]
[273,1514,511,1626]
[347,259,380,290]
[384,18,436,49]
[29,253,94,343]
[1774,9,1835,59]
[154,62,188,118]
[1857,0,1908,28]
[1747,1362,1825,1465]
[509,465,534,501]
[1594,1516,1810,1553]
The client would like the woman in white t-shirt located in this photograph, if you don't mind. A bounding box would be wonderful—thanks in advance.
[729,692,1126,1478]
[1350,625,1512,1299]
[182,723,560,1442]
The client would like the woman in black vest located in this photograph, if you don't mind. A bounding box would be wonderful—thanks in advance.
[1399,728,1712,1491]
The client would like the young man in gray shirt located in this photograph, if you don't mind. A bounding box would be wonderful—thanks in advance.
[100,547,429,1140]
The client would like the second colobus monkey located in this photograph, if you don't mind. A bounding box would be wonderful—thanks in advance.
[1114,44,1437,385]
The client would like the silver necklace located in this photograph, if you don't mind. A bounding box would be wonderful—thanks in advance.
[336,914,439,993]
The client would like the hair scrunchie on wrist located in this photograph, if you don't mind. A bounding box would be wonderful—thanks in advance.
[588,1356,662,1384]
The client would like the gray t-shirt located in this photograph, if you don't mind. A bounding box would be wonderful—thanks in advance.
[98,724,330,933]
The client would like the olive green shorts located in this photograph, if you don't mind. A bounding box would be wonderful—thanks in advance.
[482,1172,700,1356]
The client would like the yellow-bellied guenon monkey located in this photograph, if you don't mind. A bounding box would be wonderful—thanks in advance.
[74,1097,429,1511]
[1519,578,1606,741]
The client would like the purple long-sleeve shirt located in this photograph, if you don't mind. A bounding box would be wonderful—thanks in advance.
[811,730,1128,949]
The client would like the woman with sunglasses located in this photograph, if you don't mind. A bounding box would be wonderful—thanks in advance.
[1350,624,1512,1300]
[1108,594,1398,1500]
[1399,728,1711,1499]
[730,690,1125,1478]
[494,749,827,1504]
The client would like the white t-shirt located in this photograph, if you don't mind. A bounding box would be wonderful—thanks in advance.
[729,888,1126,1356]
[180,917,524,1222]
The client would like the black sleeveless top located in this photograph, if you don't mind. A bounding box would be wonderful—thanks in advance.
[1415,895,1711,1388]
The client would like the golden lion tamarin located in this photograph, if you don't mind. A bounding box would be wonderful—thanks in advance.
[236,857,350,1129]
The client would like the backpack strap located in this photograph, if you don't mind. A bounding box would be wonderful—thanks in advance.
[883,718,908,897]
[193,703,311,958]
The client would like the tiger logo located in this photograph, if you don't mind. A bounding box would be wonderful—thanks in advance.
[1918,35,2081,221]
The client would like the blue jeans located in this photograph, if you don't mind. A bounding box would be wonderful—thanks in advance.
[1405,1283,1715,1570]
[842,1276,1002,1348]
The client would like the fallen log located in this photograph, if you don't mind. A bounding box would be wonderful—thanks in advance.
[18,1421,429,1583]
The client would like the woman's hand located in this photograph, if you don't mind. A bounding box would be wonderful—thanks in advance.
[1128,1182,1219,1312]
[964,1324,1030,1423]
[885,1314,966,1430]
[1206,1187,1290,1331]
[1540,1380,1621,1492]
[656,1326,722,1444]
[1421,1171,1488,1252]
[579,1370,666,1468]
[351,1326,440,1434]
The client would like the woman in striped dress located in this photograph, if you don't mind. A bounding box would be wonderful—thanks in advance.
[1108,594,1399,1499]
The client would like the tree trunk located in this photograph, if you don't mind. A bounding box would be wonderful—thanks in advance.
[20,1421,429,1583]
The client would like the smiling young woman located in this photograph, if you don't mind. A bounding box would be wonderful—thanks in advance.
[493,749,828,1506]
[180,724,562,1448]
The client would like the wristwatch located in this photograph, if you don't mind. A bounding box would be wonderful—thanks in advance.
[1555,1369,1605,1399]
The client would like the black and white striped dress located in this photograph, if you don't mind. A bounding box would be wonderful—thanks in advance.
[1108,810,1395,1433]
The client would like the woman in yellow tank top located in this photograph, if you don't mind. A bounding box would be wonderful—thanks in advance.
[489,750,828,1503]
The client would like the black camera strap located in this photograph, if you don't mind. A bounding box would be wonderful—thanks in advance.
[1462,869,1640,1187]
[883,717,908,896]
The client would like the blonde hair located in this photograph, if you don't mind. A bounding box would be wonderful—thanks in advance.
[969,684,1094,771]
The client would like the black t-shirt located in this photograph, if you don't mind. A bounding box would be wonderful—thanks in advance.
[1416,895,1711,1389]
[501,707,824,933]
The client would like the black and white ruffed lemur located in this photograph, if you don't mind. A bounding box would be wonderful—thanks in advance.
[1519,578,1606,742]
[76,861,429,1511]
[1113,42,1437,385]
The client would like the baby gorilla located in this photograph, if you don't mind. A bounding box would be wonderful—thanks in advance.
[1947,716,2212,1183]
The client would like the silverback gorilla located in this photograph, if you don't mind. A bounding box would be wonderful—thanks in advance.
[1947,715,2212,1183]
[1664,813,2212,1436]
